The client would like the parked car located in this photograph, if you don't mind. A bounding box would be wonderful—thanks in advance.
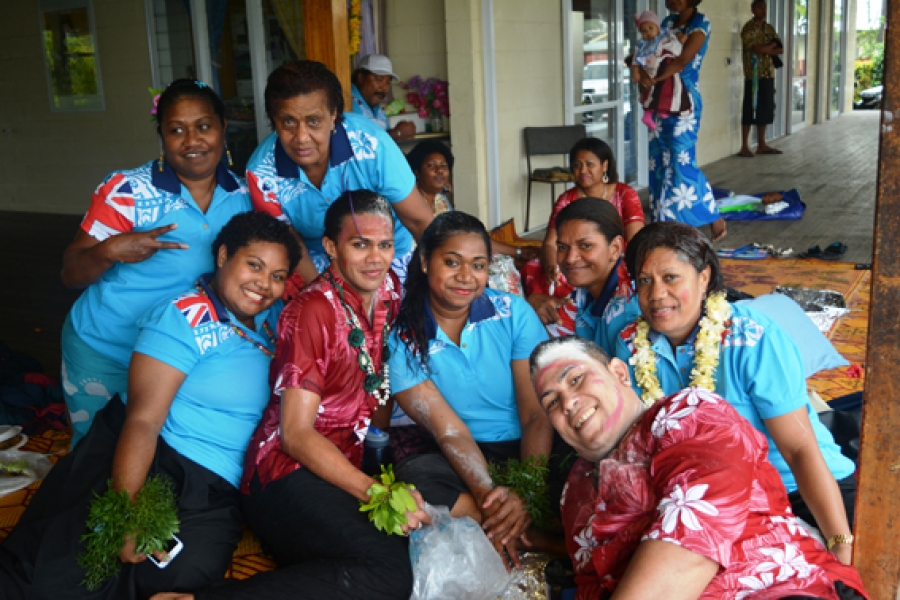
[854,85,883,110]
[582,61,610,104]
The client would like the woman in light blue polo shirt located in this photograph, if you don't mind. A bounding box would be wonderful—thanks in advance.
[246,60,434,287]
[1,212,300,599]
[387,211,568,568]
[614,222,856,565]
[60,80,251,447]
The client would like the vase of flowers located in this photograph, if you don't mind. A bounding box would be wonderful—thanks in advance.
[402,76,449,133]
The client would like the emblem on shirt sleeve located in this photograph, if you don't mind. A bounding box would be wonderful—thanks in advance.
[347,130,378,160]
[175,293,218,328]
[723,317,763,349]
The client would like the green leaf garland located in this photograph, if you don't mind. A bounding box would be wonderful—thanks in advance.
[78,475,180,591]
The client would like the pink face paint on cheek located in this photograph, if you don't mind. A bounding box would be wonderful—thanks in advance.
[602,387,624,434]
[534,362,563,393]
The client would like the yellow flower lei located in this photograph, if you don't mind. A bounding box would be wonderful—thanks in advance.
[348,0,362,56]
[629,291,731,406]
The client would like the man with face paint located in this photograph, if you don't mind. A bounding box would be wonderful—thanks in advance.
[530,336,868,600]
[350,54,416,143]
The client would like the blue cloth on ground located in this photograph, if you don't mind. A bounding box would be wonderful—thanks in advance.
[713,187,806,221]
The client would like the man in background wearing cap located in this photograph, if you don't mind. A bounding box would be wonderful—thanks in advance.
[351,54,417,143]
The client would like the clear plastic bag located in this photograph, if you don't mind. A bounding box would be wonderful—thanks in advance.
[409,504,510,600]
[0,449,53,498]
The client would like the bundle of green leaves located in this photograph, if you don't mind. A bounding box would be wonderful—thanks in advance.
[489,455,552,529]
[359,465,418,536]
[78,475,180,591]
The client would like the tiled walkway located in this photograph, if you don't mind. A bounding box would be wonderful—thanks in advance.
[703,111,879,265]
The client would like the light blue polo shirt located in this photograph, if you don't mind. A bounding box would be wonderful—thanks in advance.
[68,161,250,367]
[350,84,389,129]
[132,275,282,488]
[388,289,549,442]
[246,112,415,258]
[614,302,855,492]
[566,260,640,354]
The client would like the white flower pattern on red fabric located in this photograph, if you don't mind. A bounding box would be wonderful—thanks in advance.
[651,400,697,438]
[659,483,719,533]
[736,572,776,599]
[574,516,598,570]
[757,543,814,581]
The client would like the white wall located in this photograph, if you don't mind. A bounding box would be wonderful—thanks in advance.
[492,0,564,228]
[0,0,158,214]
[693,0,747,163]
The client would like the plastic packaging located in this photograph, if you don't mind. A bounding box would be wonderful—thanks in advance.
[773,286,850,333]
[409,504,510,600]
[488,254,524,297]
[361,428,394,476]
[0,449,53,498]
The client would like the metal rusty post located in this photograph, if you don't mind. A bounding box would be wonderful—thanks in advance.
[853,1,900,596]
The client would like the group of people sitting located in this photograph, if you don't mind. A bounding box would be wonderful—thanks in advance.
[0,53,868,600]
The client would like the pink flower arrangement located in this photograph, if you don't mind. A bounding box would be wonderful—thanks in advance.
[402,76,450,119]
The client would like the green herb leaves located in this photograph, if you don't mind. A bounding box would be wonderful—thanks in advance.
[359,465,417,536]
[489,455,552,529]
[78,475,180,591]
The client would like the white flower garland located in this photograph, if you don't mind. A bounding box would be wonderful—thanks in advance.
[630,291,731,406]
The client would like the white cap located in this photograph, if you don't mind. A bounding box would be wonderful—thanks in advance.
[357,54,399,81]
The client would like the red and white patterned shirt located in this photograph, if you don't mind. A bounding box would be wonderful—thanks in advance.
[561,387,867,600]
[548,183,646,231]
[241,267,401,492]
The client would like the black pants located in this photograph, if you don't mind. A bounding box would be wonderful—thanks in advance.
[393,428,576,520]
[0,398,243,600]
[742,77,776,125]
[788,473,857,531]
[196,468,412,600]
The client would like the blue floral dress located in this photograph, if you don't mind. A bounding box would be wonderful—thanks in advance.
[648,12,720,227]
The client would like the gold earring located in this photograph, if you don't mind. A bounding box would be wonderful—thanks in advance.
[158,150,165,173]
[226,144,234,167]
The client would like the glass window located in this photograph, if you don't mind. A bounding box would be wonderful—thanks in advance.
[40,0,103,112]
[791,0,808,127]
[831,0,844,114]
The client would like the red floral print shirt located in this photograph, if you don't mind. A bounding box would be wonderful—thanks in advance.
[561,387,867,600]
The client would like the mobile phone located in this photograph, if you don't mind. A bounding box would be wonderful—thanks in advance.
[147,535,183,569]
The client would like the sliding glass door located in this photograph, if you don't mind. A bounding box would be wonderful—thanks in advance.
[564,0,663,188]
[789,0,808,130]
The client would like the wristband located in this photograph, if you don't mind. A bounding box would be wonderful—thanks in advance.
[826,534,854,550]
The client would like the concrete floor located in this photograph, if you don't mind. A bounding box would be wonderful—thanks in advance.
[704,111,879,265]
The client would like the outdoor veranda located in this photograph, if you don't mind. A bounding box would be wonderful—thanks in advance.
[0,109,882,587]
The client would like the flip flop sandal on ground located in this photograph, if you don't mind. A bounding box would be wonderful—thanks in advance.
[798,245,823,259]
[821,242,848,260]
[757,147,783,155]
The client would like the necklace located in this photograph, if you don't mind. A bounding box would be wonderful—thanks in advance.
[322,270,392,406]
[195,283,276,357]
[629,291,730,406]
[230,321,276,357]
